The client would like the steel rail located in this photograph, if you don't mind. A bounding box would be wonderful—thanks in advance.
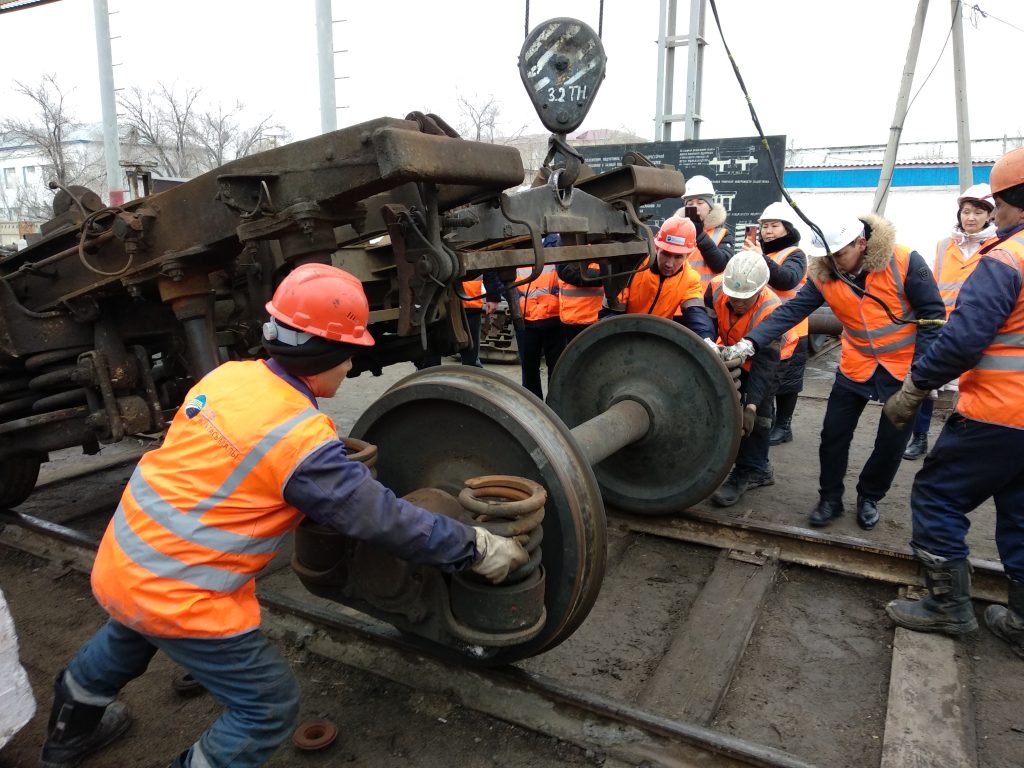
[612,508,1008,604]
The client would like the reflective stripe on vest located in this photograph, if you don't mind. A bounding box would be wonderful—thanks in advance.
[769,246,810,338]
[689,225,729,286]
[558,264,604,326]
[933,237,983,318]
[461,277,485,310]
[711,277,796,371]
[517,265,560,321]
[813,246,918,382]
[91,361,338,637]
[957,236,1024,429]
[619,260,704,319]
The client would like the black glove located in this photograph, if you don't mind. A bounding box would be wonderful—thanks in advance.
[684,206,703,228]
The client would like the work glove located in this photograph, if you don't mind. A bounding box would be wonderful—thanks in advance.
[741,405,757,437]
[882,374,931,429]
[470,527,529,584]
[724,356,743,392]
[719,338,755,366]
[683,206,703,228]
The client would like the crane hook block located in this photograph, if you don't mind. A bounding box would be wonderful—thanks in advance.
[519,17,607,135]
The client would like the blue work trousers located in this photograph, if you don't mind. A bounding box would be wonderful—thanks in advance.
[911,414,1024,581]
[818,375,913,503]
[460,309,484,367]
[515,317,565,399]
[67,619,300,768]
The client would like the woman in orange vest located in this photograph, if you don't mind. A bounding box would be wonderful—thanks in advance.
[514,234,566,398]
[725,214,945,531]
[612,217,716,340]
[902,184,995,461]
[676,174,733,289]
[883,148,1024,653]
[39,265,528,768]
[705,251,795,507]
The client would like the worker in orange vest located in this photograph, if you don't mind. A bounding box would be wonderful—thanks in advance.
[743,202,810,447]
[611,217,715,340]
[883,149,1024,652]
[676,175,733,289]
[459,272,501,367]
[39,265,528,768]
[721,214,944,530]
[556,255,604,343]
[514,234,566,398]
[705,251,796,506]
[902,184,995,461]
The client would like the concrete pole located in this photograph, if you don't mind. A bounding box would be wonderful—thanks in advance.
[316,0,337,134]
[873,0,929,215]
[92,0,124,205]
[682,0,705,140]
[654,0,670,141]
[950,0,972,191]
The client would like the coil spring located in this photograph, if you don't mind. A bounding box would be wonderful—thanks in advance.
[458,475,546,584]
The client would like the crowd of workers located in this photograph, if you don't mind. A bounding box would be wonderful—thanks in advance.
[22,148,1024,767]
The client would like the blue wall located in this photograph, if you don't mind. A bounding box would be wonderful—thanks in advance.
[784,165,992,189]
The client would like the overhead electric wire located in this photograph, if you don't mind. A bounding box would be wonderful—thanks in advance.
[705,0,945,328]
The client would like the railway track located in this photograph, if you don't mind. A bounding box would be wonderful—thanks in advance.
[2,452,1018,768]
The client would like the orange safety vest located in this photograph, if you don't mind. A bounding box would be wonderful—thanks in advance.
[957,233,1024,429]
[618,260,704,319]
[711,276,797,370]
[461,277,485,310]
[688,225,729,287]
[558,262,603,325]
[768,246,809,338]
[517,265,560,322]
[91,360,338,638]
[812,246,917,383]
[933,237,984,319]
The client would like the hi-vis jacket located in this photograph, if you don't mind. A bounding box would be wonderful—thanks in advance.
[461,277,485,310]
[517,265,560,322]
[767,245,809,338]
[710,277,797,370]
[675,203,734,287]
[932,226,995,318]
[914,226,1024,430]
[617,261,704,318]
[91,360,477,638]
[557,262,603,325]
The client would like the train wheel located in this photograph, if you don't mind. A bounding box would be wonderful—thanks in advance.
[0,453,43,508]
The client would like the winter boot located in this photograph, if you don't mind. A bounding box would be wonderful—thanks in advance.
[711,469,750,507]
[40,671,132,768]
[984,578,1024,659]
[902,432,928,461]
[768,418,793,446]
[885,550,978,636]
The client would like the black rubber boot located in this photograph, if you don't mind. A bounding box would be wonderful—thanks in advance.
[39,671,131,768]
[984,579,1024,659]
[768,418,793,446]
[902,432,928,461]
[711,469,750,507]
[886,551,978,636]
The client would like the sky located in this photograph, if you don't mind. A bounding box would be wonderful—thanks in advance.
[3,0,1024,151]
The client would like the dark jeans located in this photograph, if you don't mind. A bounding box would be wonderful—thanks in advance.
[460,309,484,367]
[818,376,914,503]
[67,620,300,767]
[735,395,773,474]
[515,317,565,399]
[562,323,591,344]
[911,414,1024,581]
[775,336,809,396]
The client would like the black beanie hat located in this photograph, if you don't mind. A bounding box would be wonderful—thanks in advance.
[262,320,363,377]
[997,183,1024,210]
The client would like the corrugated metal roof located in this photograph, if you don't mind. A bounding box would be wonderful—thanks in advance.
[787,137,1018,169]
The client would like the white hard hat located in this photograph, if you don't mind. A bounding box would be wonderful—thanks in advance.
[957,183,994,210]
[758,201,796,226]
[809,217,865,254]
[683,175,715,202]
[722,250,770,299]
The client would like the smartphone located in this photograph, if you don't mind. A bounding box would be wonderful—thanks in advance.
[745,225,758,241]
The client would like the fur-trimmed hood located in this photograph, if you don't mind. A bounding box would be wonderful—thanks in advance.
[673,202,728,231]
[808,212,896,282]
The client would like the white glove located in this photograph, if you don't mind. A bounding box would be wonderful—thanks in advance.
[719,339,755,365]
[703,337,720,352]
[470,527,529,584]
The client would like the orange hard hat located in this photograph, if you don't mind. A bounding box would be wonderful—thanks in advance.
[654,217,698,255]
[266,263,374,347]
[989,148,1024,197]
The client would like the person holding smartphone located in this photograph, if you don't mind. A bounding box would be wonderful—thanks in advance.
[676,175,733,289]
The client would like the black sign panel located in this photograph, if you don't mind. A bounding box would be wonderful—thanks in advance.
[576,135,787,249]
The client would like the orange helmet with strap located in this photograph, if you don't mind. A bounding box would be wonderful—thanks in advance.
[989,148,1024,197]
[654,217,698,255]
[266,263,374,347]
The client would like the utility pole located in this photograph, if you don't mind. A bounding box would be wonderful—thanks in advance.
[316,0,337,134]
[950,0,972,191]
[873,0,929,215]
[654,0,706,141]
[92,0,124,206]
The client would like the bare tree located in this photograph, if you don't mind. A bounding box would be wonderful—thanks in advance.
[457,93,501,143]
[193,105,289,168]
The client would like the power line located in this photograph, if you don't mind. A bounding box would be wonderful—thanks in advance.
[966,3,1024,35]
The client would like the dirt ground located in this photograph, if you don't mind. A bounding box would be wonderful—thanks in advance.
[0,347,1014,767]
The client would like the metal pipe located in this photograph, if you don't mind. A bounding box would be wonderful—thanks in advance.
[316,0,337,134]
[950,0,972,191]
[569,399,650,466]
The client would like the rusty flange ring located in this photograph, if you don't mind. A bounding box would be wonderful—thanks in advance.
[292,719,338,751]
